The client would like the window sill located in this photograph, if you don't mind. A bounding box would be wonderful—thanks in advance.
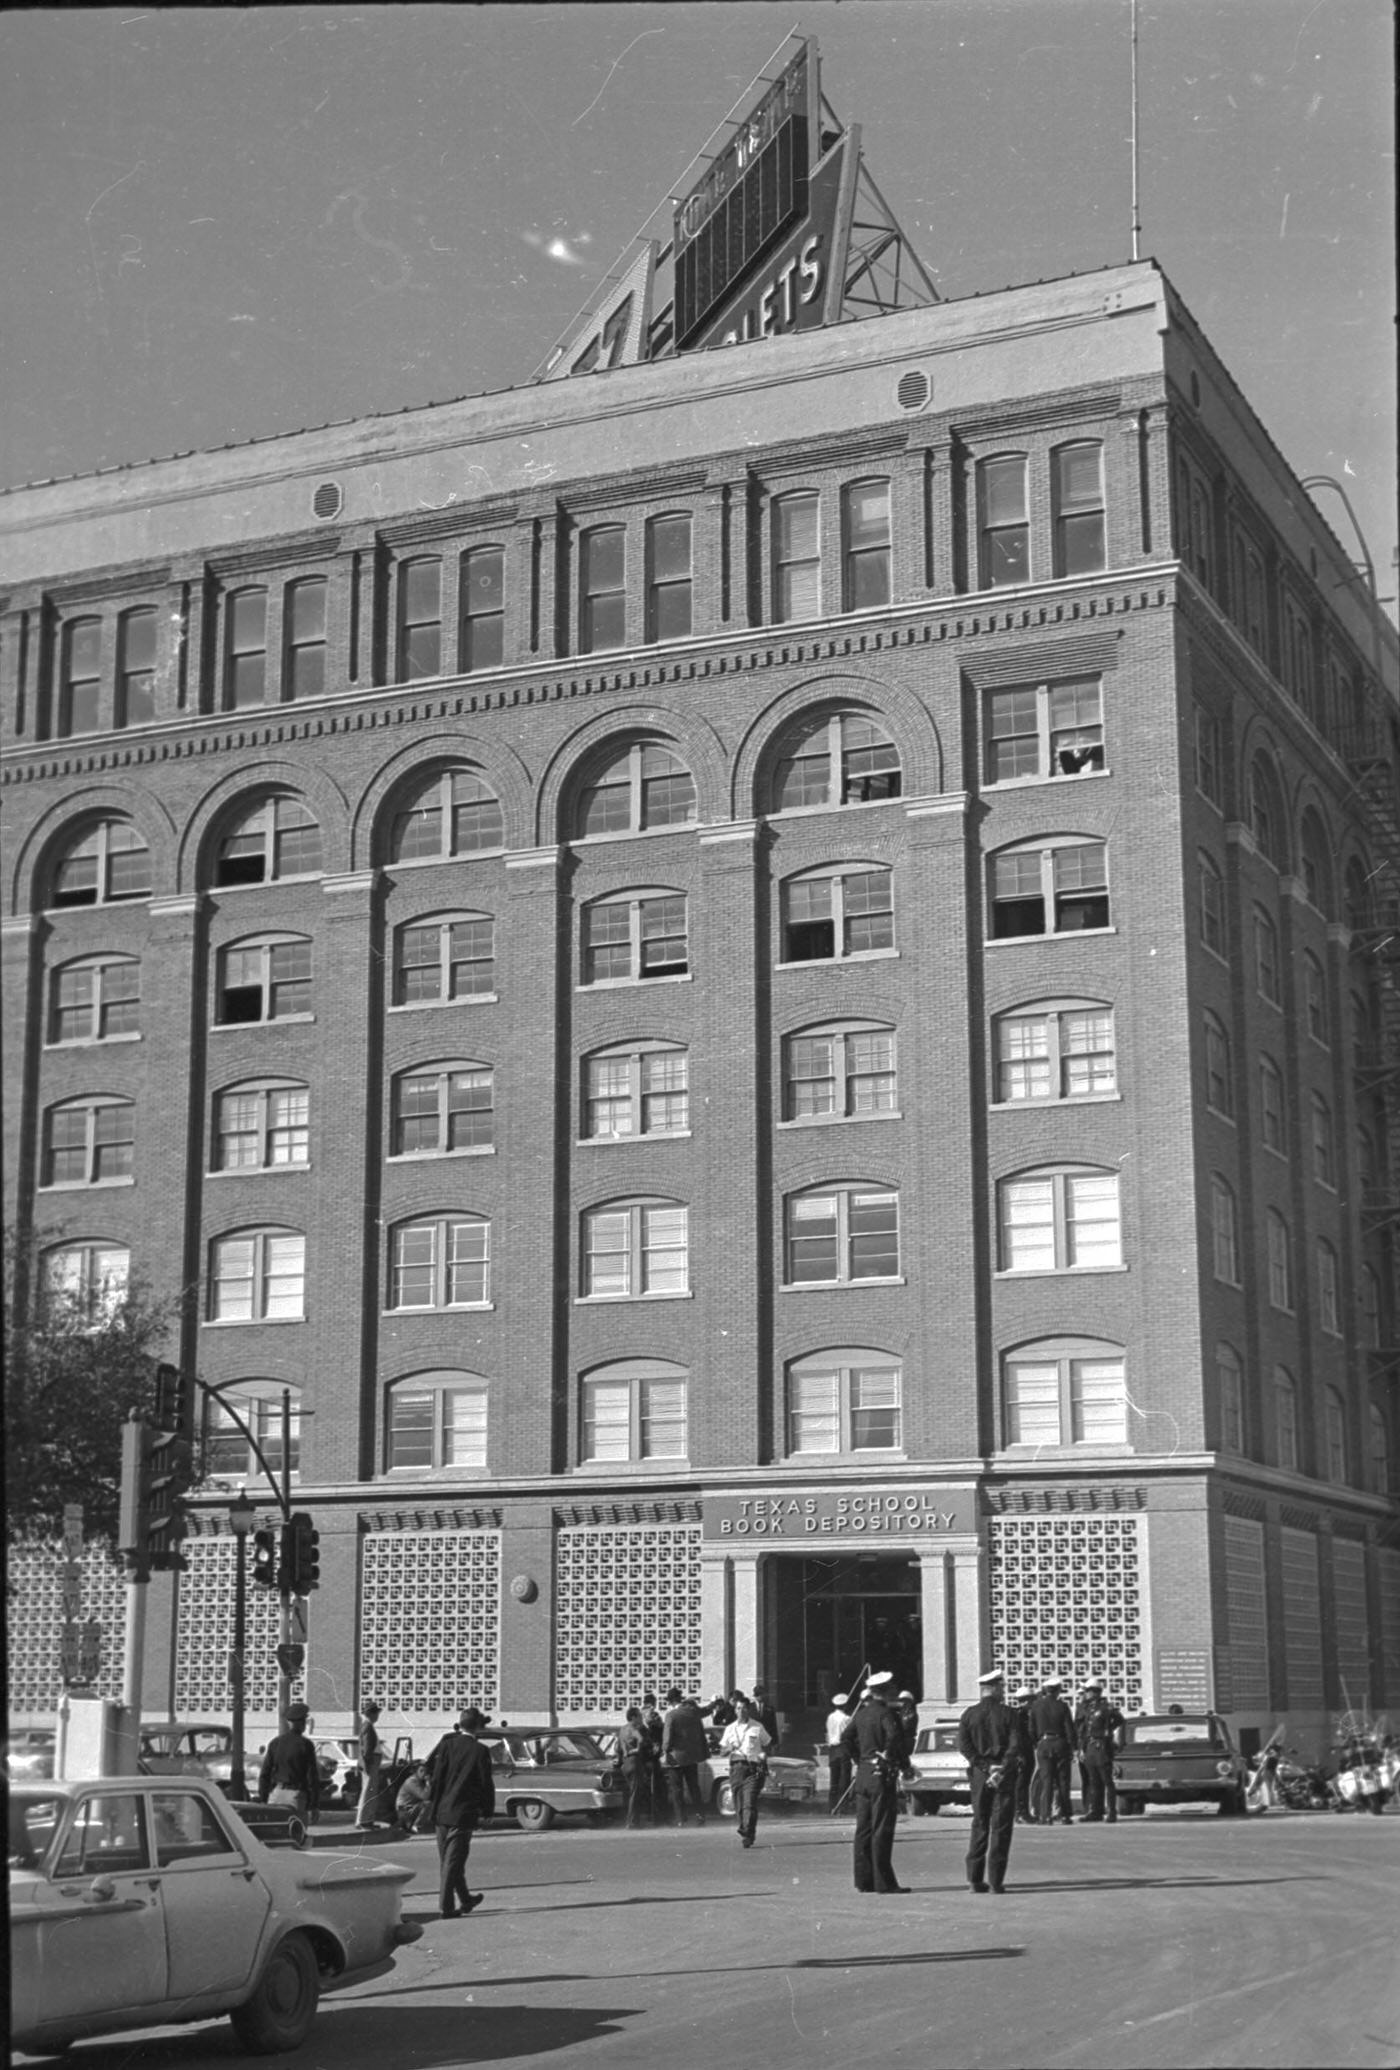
[384,1463,489,1477]
[994,1264,1127,1279]
[575,1290,693,1305]
[388,1145,496,1162]
[991,1093,1120,1111]
[383,1302,495,1317]
[578,973,693,992]
[207,1164,310,1178]
[987,928,1117,948]
[572,824,699,846]
[578,1130,693,1146]
[45,1032,142,1050]
[785,1449,908,1464]
[38,1176,135,1193]
[769,797,905,820]
[387,850,506,870]
[1262,1145,1289,1164]
[1206,1107,1236,1127]
[211,1015,316,1032]
[202,1316,307,1328]
[573,1458,691,1475]
[389,994,499,1011]
[780,1276,906,1292]
[779,949,899,972]
[996,1442,1135,1459]
[209,875,323,894]
[778,1111,903,1130]
[984,768,1112,792]
[1199,944,1230,969]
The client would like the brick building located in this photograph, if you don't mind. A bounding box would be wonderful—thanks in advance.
[4,249,1397,1755]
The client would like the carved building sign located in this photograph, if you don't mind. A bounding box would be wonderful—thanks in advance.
[703,1486,972,1540]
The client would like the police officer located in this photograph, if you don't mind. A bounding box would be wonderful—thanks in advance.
[1009,1685,1035,1822]
[1077,1677,1125,1822]
[840,1670,908,1893]
[958,1667,1031,1894]
[1027,1676,1077,1824]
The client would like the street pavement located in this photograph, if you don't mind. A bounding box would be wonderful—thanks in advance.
[19,1806,1399,2069]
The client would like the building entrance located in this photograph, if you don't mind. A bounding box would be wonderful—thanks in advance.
[767,1555,922,1729]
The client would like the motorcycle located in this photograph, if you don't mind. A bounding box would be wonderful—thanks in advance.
[1274,1748,1335,1811]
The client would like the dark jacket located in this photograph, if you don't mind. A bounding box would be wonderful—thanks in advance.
[840,1698,905,1774]
[661,1700,709,1767]
[425,1728,496,1826]
[1027,1693,1077,1745]
[258,1727,321,1808]
[617,1721,653,1770]
[958,1696,1031,1775]
[1077,1697,1125,1758]
[755,1700,780,1752]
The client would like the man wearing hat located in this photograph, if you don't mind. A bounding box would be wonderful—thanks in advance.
[839,1671,909,1893]
[825,1691,853,1814]
[1077,1677,1125,1822]
[425,1707,496,1917]
[1009,1686,1035,1823]
[1027,1676,1078,1825]
[958,1668,1031,1893]
[257,1701,321,1820]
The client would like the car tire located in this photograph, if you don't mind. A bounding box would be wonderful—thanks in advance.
[514,1798,557,1832]
[286,1813,310,1850]
[1216,1787,1246,1816]
[715,1780,737,1818]
[229,1931,321,2054]
[1118,1796,1145,1816]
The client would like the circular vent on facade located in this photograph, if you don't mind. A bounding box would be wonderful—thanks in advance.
[312,481,343,520]
[896,369,931,412]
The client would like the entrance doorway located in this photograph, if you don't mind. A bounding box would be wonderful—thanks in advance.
[766,1555,921,1729]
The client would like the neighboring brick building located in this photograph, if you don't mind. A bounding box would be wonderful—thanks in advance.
[4,256,1396,1756]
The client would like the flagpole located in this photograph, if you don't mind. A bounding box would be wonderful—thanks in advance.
[1130,0,1142,261]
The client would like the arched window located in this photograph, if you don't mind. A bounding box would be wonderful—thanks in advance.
[1003,1337,1127,1447]
[780,864,894,963]
[1299,811,1334,916]
[1247,756,1286,867]
[1316,1240,1341,1335]
[771,709,901,812]
[117,608,157,727]
[581,890,688,983]
[387,1370,488,1471]
[785,1184,899,1285]
[208,1228,305,1322]
[1052,442,1105,576]
[48,954,140,1044]
[45,1241,129,1322]
[50,819,152,908]
[391,1062,493,1155]
[581,1199,688,1298]
[787,1348,902,1456]
[214,794,322,886]
[1216,1343,1244,1453]
[388,1215,489,1310]
[1211,1175,1240,1284]
[581,1359,687,1463]
[991,838,1109,939]
[783,1022,896,1121]
[1258,1054,1286,1155]
[393,913,495,1004]
[204,1382,301,1481]
[1274,1368,1299,1471]
[1368,1404,1390,1495]
[42,1096,135,1187]
[1204,1012,1233,1117]
[1266,1210,1293,1312]
[994,1000,1115,1103]
[213,1081,309,1171]
[997,1167,1121,1273]
[583,1042,688,1139]
[389,766,503,861]
[1324,1387,1348,1483]
[215,936,312,1024]
[575,741,696,837]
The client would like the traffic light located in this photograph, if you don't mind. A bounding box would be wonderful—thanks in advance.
[277,1512,321,1594]
[116,1416,153,1563]
[146,1366,195,1572]
[152,1361,191,1433]
[251,1528,278,1588]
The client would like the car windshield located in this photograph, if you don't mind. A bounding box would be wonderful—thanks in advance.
[1125,1717,1222,1745]
[187,1729,233,1757]
[9,1792,63,1870]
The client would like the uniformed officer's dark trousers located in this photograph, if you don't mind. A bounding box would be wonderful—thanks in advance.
[1031,1737,1074,1822]
[851,1768,900,1891]
[436,1817,477,1913]
[1082,1750,1117,1821]
[827,1746,852,1812]
[730,1759,764,1845]
[665,1762,707,1825]
[966,1769,1017,1890]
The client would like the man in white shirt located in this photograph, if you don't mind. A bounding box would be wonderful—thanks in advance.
[719,1697,773,1848]
[825,1692,852,1814]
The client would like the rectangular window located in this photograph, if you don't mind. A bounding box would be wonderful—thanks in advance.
[394,1068,492,1155]
[1072,1357,1128,1442]
[389,1387,487,1470]
[995,1007,1115,1102]
[396,918,494,1005]
[1199,858,1226,957]
[216,1086,309,1170]
[581,527,626,653]
[789,1363,901,1455]
[210,1232,305,1322]
[1053,443,1106,576]
[285,578,327,700]
[399,559,442,681]
[1259,1061,1286,1154]
[786,1028,898,1119]
[1205,1019,1233,1116]
[225,590,268,708]
[979,455,1029,587]
[461,546,504,671]
[842,480,891,610]
[390,1219,488,1309]
[60,619,102,735]
[1006,1360,1063,1445]
[786,1189,899,1284]
[780,869,894,961]
[1194,705,1222,807]
[1267,1214,1293,1311]
[1005,1353,1127,1446]
[646,515,692,642]
[999,1171,1121,1272]
[1212,1179,1240,1283]
[583,896,688,983]
[1275,1380,1298,1472]
[1317,1243,1340,1334]
[217,940,312,1025]
[583,1204,688,1298]
[51,960,140,1043]
[1311,1096,1336,1185]
[773,492,820,623]
[117,611,157,726]
[582,1375,687,1462]
[985,678,1105,784]
[584,1048,689,1138]
[991,844,1109,939]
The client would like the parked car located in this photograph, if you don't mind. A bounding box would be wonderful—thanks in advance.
[700,1734,819,1817]
[3,1728,56,1781]
[1113,1712,1250,1815]
[138,1721,237,1787]
[478,1728,626,1830]
[314,1735,363,1805]
[9,1774,421,2058]
[898,1717,973,1814]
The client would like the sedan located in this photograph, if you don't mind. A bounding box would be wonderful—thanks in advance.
[899,1718,973,1814]
[701,1741,819,1817]
[479,1729,626,1830]
[9,1775,421,2058]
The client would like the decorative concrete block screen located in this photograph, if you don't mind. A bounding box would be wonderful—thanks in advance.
[988,1515,1146,1712]
[175,1537,301,1715]
[555,1525,702,1716]
[360,1531,501,1715]
[7,1544,127,1716]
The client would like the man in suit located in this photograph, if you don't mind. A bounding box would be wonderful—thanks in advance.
[840,1671,908,1894]
[425,1705,496,1917]
[660,1687,709,1826]
[257,1701,321,1819]
[958,1667,1032,1894]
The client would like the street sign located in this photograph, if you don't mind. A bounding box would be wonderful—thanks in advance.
[58,1558,83,1621]
[62,1502,84,1557]
[61,1619,102,1687]
[276,1643,305,1676]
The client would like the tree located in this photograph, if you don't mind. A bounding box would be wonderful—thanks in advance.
[4,1223,188,1549]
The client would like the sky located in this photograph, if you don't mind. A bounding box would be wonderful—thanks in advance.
[1,1,1394,605]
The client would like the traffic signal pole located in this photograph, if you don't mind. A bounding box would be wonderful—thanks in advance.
[116,1413,149,1775]
[277,1387,293,1723]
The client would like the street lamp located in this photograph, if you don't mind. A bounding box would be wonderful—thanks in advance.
[228,1490,256,1801]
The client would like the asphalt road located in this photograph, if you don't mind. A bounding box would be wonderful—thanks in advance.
[19,1808,1400,2070]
